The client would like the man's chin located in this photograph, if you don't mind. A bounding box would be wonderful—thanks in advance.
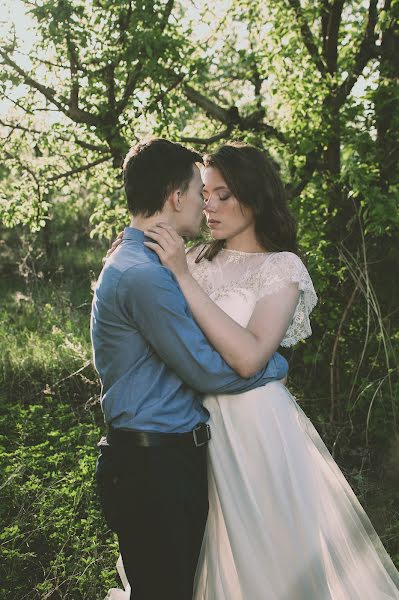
[182,225,202,239]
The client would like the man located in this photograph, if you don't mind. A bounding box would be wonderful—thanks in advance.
[91,138,288,600]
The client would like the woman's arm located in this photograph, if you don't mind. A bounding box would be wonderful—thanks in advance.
[144,224,299,378]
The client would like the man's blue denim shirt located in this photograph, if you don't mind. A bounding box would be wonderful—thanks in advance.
[90,227,289,433]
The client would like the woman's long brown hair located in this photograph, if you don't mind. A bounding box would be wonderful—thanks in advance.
[195,142,299,262]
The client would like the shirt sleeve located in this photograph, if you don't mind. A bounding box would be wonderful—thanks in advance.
[117,263,288,394]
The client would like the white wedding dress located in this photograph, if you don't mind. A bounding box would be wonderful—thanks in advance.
[105,248,399,600]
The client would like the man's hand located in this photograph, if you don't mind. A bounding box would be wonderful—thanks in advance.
[144,223,189,281]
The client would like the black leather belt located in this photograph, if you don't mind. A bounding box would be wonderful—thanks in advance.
[102,422,211,449]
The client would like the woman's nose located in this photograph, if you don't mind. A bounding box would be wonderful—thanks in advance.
[204,196,217,213]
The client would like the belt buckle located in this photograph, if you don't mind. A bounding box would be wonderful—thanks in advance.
[192,423,211,447]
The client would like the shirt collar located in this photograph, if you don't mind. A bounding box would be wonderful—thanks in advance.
[123,226,145,242]
[122,226,161,264]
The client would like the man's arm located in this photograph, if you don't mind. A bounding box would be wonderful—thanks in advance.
[117,264,288,395]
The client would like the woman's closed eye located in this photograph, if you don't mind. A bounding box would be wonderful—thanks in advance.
[203,192,231,202]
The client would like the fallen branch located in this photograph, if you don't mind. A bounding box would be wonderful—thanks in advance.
[30,360,93,400]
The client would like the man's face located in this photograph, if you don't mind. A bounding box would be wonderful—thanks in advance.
[176,165,205,238]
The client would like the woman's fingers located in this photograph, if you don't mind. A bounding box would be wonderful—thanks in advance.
[147,225,185,255]
[103,225,184,268]
[112,231,124,248]
[145,225,184,252]
[102,231,124,263]
[144,229,169,252]
[144,241,165,259]
[155,223,182,244]
[144,224,188,279]
[146,226,173,243]
[153,223,177,242]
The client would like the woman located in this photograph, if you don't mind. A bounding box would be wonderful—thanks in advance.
[144,142,399,599]
[108,142,399,599]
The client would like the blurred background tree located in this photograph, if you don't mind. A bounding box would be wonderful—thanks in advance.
[1,0,398,597]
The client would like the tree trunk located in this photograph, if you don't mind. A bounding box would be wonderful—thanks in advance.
[375,0,399,192]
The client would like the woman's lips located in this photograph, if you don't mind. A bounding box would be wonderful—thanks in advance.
[207,219,221,228]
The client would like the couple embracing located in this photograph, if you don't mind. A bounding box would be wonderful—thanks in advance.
[91,139,399,599]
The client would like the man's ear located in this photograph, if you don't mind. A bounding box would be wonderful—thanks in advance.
[169,189,182,212]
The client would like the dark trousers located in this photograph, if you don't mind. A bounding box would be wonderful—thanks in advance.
[95,440,208,600]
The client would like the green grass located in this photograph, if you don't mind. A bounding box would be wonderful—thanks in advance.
[0,230,398,598]
[0,239,122,599]
[0,400,118,599]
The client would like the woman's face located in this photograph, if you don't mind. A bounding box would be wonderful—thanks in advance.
[202,166,255,242]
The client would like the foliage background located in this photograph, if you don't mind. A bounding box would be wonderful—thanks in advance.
[0,0,398,597]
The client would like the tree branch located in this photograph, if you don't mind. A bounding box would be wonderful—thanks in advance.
[180,127,233,146]
[73,139,110,153]
[287,145,324,198]
[287,0,327,76]
[183,84,233,124]
[146,73,187,113]
[249,51,263,107]
[114,2,174,115]
[324,0,345,74]
[116,63,143,114]
[321,0,331,54]
[183,85,286,144]
[0,91,35,115]
[105,63,116,111]
[47,155,111,182]
[0,119,42,136]
[160,0,175,32]
[334,0,379,107]
[240,110,287,144]
[13,48,68,70]
[118,0,133,40]
[0,48,100,127]
[0,119,109,152]
[66,31,80,109]
[4,151,42,201]
[0,49,64,111]
[114,2,175,115]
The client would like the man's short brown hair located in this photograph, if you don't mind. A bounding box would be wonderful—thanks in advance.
[123,138,202,217]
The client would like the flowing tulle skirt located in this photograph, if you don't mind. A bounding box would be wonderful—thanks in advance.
[192,381,399,599]
[105,381,399,599]
[104,556,130,599]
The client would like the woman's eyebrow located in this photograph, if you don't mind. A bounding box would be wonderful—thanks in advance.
[203,186,229,192]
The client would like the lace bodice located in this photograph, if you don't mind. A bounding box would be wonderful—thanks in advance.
[186,246,317,347]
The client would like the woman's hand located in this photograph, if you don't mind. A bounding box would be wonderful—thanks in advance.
[144,223,189,280]
[103,231,124,263]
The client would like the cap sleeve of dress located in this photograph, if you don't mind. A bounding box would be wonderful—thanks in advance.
[258,252,318,347]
